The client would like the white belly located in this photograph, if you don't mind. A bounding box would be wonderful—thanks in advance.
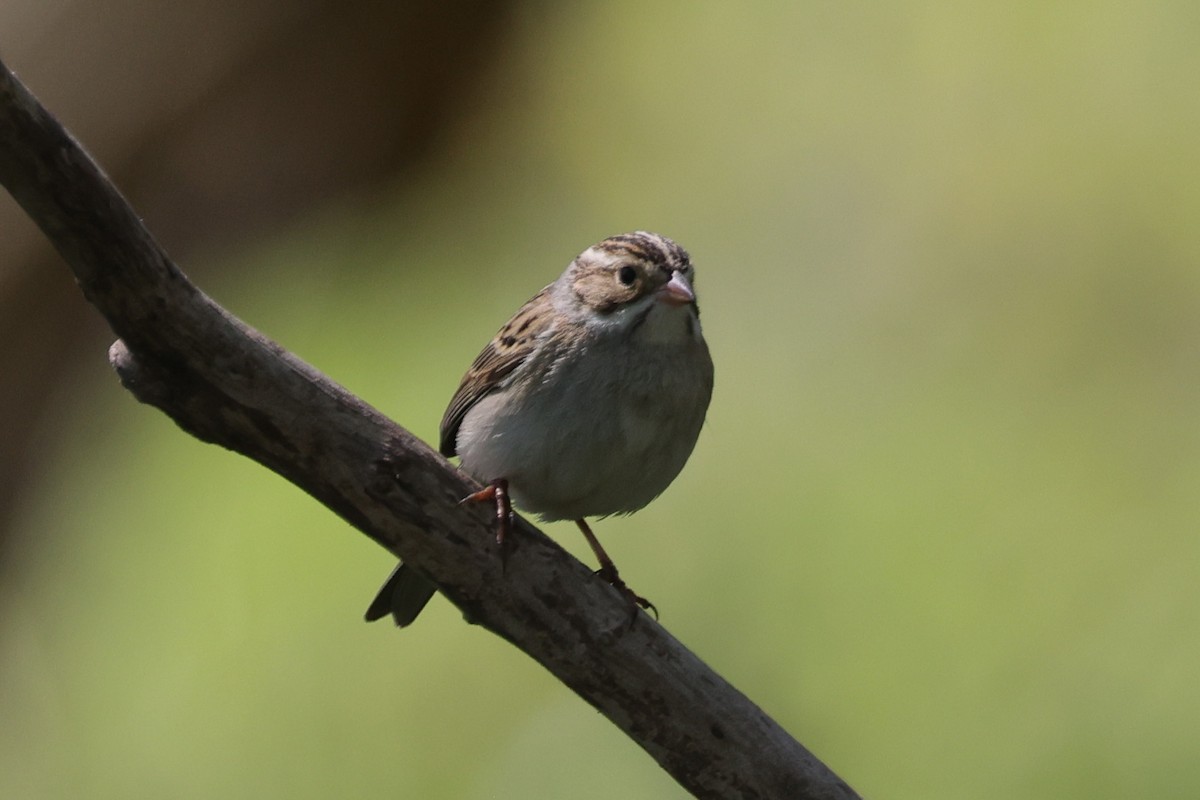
[454,331,712,521]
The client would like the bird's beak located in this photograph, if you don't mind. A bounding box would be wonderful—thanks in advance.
[657,270,696,306]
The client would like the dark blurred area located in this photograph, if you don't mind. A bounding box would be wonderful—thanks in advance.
[0,0,516,555]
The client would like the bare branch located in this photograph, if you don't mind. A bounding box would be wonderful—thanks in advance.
[0,56,860,800]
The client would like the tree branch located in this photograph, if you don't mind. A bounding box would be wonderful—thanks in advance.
[0,55,860,800]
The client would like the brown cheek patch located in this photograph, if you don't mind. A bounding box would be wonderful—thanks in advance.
[573,271,624,314]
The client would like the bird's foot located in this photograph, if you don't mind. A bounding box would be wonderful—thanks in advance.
[461,478,515,568]
[596,563,658,624]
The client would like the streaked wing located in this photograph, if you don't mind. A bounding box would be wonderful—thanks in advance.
[438,286,554,456]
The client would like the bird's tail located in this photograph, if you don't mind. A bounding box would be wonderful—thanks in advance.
[363,563,437,627]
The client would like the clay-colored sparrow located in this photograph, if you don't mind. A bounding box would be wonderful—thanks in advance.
[366,231,714,626]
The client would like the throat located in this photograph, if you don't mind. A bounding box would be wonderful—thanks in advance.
[629,303,699,344]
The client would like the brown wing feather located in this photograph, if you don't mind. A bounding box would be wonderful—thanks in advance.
[438,287,555,456]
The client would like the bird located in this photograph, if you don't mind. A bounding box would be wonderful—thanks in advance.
[365,231,714,627]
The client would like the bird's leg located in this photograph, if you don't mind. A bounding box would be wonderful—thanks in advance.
[575,519,658,621]
[461,478,513,547]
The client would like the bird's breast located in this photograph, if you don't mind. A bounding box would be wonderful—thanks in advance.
[454,329,712,522]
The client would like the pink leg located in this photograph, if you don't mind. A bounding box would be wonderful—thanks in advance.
[575,519,658,621]
[461,478,512,546]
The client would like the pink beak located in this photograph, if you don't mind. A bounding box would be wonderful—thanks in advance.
[657,271,696,306]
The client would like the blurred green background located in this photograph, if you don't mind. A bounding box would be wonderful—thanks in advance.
[3,2,1199,798]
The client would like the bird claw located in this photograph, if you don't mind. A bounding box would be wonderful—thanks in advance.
[595,564,658,624]
[461,478,515,568]
[464,483,658,622]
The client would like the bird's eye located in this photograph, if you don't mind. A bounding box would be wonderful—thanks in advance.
[617,265,638,286]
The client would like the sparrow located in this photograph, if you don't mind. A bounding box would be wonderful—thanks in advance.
[365,231,714,626]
